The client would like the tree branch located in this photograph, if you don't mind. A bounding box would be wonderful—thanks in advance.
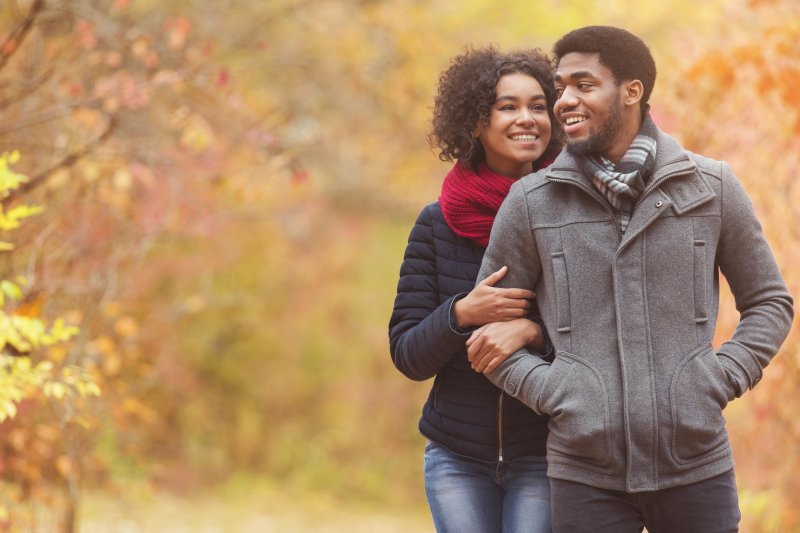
[3,114,116,205]
[0,0,45,76]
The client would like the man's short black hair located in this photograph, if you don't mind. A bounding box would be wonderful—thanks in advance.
[553,26,657,111]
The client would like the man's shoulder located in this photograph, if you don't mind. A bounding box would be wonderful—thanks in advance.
[517,167,552,193]
[656,130,729,181]
[684,151,727,180]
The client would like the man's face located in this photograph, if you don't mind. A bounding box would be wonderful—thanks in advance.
[553,52,625,159]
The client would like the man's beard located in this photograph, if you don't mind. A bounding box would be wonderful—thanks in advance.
[566,102,623,158]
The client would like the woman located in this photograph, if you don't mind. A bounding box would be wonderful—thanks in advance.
[389,47,561,532]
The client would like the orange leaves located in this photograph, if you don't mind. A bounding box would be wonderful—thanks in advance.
[1,38,16,56]
[163,16,192,50]
[11,291,45,319]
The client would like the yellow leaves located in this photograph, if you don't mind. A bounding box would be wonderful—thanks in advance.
[122,397,157,423]
[0,357,49,421]
[0,152,43,252]
[0,150,98,424]
[0,204,45,231]
[0,280,23,304]
[0,150,26,196]
[179,114,214,152]
[114,316,139,338]
[112,167,133,192]
[0,315,78,355]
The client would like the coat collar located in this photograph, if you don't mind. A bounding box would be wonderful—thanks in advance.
[545,128,715,214]
[544,127,717,251]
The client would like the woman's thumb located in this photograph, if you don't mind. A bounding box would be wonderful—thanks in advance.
[480,265,507,286]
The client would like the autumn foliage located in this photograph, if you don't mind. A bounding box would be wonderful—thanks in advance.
[0,0,797,531]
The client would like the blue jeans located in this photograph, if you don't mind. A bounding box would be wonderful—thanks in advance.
[424,441,552,533]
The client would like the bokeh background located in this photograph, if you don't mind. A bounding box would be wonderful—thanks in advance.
[0,0,798,531]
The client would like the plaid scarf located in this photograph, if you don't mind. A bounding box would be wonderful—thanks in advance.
[576,115,658,233]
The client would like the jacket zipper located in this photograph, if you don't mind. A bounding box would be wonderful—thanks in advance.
[497,392,504,463]
[549,168,688,239]
[547,177,623,238]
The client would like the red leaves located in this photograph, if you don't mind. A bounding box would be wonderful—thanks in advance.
[75,20,97,50]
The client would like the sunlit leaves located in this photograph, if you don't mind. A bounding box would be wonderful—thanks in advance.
[665,1,800,530]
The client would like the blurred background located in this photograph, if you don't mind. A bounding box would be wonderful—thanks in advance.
[0,0,797,531]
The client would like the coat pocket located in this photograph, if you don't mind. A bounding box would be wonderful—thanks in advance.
[669,344,732,464]
[550,251,572,333]
[539,352,611,466]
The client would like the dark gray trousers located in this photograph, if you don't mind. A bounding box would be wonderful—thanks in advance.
[550,469,740,533]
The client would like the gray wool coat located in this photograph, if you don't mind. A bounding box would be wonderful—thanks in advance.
[478,128,794,493]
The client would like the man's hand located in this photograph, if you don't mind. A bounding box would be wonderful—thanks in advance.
[466,318,543,374]
[454,266,535,328]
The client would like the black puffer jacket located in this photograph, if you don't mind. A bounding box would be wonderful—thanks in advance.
[389,202,548,462]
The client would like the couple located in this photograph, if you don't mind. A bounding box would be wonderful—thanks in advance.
[389,25,794,533]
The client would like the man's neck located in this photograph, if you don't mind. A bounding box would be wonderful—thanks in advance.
[603,121,643,164]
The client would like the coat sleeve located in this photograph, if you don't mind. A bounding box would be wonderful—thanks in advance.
[476,181,552,413]
[715,162,794,397]
[388,205,473,381]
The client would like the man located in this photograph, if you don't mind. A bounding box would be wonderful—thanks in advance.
[473,26,794,532]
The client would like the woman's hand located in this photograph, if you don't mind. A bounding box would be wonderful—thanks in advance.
[454,266,535,328]
[466,318,544,374]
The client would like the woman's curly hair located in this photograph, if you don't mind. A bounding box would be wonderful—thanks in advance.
[429,46,562,169]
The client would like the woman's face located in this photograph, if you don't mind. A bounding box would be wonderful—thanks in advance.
[475,73,551,179]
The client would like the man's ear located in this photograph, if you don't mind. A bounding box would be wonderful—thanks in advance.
[624,80,644,107]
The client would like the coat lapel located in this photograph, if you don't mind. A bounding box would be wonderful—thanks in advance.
[618,132,716,251]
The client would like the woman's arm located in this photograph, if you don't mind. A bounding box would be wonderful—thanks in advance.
[389,204,536,381]
[389,205,475,381]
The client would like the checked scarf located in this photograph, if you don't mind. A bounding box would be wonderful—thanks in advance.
[576,115,658,233]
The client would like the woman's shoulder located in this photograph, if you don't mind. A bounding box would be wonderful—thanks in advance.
[416,200,444,222]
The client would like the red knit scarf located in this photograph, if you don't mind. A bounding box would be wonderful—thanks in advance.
[439,160,552,248]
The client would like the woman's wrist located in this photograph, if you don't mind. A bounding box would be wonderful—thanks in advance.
[454,298,471,328]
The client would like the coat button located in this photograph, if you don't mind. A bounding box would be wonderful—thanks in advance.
[655,201,663,208]
[506,380,518,395]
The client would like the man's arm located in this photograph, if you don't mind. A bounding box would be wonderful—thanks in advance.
[715,162,794,397]
[477,180,551,413]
